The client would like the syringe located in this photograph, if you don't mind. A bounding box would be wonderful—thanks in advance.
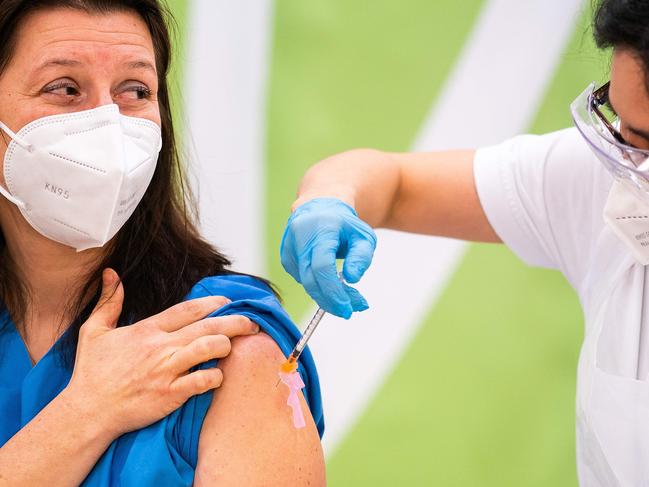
[278,274,345,381]
[278,307,327,377]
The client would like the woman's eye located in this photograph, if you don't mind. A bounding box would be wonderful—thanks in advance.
[43,81,80,97]
[121,83,152,100]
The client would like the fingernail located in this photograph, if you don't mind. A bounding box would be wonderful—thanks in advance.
[253,324,260,334]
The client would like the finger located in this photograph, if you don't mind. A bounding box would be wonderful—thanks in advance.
[344,284,369,312]
[171,368,224,398]
[308,242,353,319]
[172,315,259,344]
[85,268,124,332]
[297,247,323,305]
[168,335,232,374]
[300,269,353,319]
[147,295,232,332]
[342,236,376,284]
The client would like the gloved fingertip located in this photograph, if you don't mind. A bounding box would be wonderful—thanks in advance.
[354,303,370,313]
[313,289,352,319]
[342,265,360,284]
[340,307,353,320]
[343,260,370,284]
[343,284,368,313]
[352,297,369,312]
[322,304,352,319]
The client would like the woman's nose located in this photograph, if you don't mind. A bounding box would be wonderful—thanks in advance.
[88,88,117,110]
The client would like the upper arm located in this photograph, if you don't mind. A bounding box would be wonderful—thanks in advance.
[384,149,502,243]
[193,332,325,486]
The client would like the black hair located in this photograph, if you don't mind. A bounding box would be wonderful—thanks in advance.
[594,0,649,86]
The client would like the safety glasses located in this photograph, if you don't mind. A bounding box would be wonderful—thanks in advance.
[591,82,628,145]
[571,82,649,199]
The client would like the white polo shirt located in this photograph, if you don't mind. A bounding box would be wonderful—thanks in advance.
[474,127,649,486]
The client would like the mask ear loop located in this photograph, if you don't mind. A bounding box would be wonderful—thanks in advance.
[0,121,30,210]
[0,121,32,152]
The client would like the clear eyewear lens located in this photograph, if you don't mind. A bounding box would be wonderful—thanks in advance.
[605,119,649,167]
[571,83,649,201]
[625,147,649,167]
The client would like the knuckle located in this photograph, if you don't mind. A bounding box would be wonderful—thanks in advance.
[195,337,213,356]
[167,380,180,396]
[158,380,173,397]
[311,254,332,274]
[136,330,164,354]
[194,373,211,391]
[197,318,216,334]
[132,322,157,341]
[312,261,332,277]
[180,299,204,316]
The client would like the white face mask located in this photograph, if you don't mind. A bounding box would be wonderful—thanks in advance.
[0,104,162,251]
[604,179,649,265]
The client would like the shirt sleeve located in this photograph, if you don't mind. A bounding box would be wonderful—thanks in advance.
[167,274,324,467]
[473,127,610,293]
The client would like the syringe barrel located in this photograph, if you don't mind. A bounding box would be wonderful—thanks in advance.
[293,308,326,355]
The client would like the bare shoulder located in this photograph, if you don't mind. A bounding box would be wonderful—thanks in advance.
[194,332,325,487]
[225,331,284,370]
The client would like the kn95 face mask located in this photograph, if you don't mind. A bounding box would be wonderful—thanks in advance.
[604,178,649,265]
[0,104,162,251]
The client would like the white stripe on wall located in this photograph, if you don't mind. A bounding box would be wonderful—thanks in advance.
[184,0,274,275]
[309,0,586,456]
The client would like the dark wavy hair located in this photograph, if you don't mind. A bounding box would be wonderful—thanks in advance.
[594,0,649,87]
[0,0,271,367]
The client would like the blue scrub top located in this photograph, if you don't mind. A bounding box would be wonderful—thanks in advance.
[0,274,324,486]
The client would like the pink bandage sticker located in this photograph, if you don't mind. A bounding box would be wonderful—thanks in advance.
[278,371,306,428]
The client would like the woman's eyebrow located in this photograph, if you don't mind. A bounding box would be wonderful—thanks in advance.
[34,58,81,73]
[125,60,156,74]
[33,58,156,74]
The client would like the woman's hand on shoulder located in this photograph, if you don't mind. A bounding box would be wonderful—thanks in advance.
[194,332,326,487]
[65,268,259,439]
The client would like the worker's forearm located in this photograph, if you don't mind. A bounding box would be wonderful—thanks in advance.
[294,148,499,242]
[294,148,400,228]
[0,386,116,486]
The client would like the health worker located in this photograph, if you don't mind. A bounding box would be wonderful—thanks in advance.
[0,1,324,485]
[280,0,649,485]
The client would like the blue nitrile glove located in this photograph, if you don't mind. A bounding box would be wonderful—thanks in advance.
[280,198,377,319]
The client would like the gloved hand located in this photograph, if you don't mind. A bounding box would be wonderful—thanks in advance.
[280,198,377,319]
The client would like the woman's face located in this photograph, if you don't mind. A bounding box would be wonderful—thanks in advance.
[0,7,160,164]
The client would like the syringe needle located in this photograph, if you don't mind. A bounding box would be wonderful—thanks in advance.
[276,307,327,387]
